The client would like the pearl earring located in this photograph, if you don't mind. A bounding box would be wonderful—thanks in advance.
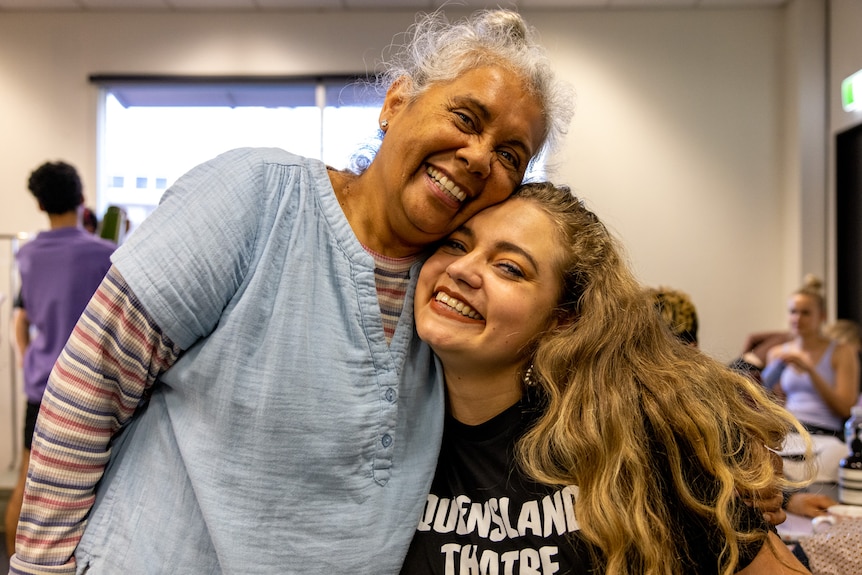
[523,364,537,387]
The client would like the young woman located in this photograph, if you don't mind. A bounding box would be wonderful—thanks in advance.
[762,275,860,438]
[10,10,573,575]
[405,182,811,575]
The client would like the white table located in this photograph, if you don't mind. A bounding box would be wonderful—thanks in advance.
[775,432,845,544]
[779,434,848,485]
[775,482,843,543]
[776,510,815,543]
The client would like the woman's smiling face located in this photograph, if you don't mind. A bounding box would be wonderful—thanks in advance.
[414,197,565,375]
[374,65,547,247]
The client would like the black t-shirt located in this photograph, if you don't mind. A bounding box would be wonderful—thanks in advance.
[400,392,766,575]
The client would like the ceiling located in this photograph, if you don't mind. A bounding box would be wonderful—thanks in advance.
[0,0,789,13]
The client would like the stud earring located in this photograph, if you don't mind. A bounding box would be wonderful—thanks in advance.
[380,119,389,130]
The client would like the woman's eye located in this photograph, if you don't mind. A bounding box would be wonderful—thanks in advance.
[498,262,525,278]
[497,149,520,169]
[454,111,476,129]
[440,238,467,253]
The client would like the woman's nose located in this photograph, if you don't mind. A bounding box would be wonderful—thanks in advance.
[456,139,493,178]
[446,256,482,288]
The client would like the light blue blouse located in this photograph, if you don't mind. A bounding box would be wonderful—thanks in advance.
[77,148,444,574]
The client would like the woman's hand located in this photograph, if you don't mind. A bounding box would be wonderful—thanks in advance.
[758,491,787,526]
[776,350,813,373]
[741,452,786,526]
[785,492,836,518]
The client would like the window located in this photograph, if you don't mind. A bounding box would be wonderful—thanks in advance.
[93,76,383,232]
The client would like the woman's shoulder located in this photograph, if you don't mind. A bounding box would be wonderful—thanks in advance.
[831,339,860,363]
[200,147,324,177]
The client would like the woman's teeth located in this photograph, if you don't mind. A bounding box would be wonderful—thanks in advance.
[435,292,483,320]
[427,167,466,202]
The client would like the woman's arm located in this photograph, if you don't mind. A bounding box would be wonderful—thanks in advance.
[13,307,30,368]
[10,266,182,575]
[744,332,793,367]
[760,346,788,390]
[737,532,810,574]
[826,343,860,418]
[785,343,859,418]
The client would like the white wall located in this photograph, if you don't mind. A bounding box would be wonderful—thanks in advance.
[529,8,799,363]
[0,1,846,475]
[784,0,827,304]
[0,237,22,486]
[828,0,862,317]
[830,0,862,135]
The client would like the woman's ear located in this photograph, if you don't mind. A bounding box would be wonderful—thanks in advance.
[549,310,578,332]
[379,76,412,125]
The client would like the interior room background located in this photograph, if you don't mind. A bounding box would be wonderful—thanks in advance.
[0,0,861,482]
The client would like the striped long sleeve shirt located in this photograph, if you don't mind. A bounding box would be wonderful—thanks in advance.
[10,266,181,575]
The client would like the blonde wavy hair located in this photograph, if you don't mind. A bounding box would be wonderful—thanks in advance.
[509,182,811,575]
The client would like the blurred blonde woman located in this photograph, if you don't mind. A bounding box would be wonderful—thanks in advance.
[406,183,811,575]
[762,275,860,438]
